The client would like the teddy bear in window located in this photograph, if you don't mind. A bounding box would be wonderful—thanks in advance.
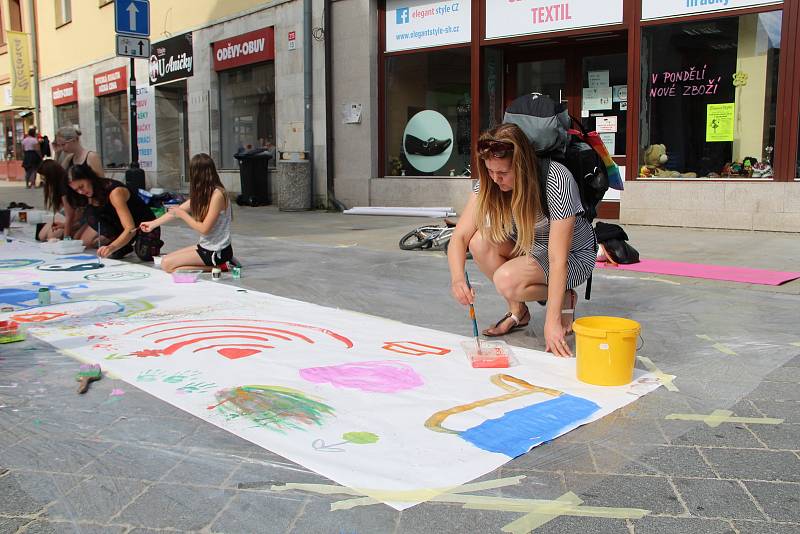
[641,144,697,178]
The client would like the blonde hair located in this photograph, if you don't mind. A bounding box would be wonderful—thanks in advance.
[475,123,543,257]
[56,125,81,142]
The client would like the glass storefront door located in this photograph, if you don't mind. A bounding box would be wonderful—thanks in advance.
[501,39,627,215]
[515,59,567,107]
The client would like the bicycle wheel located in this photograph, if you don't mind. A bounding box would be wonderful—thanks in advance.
[399,229,433,250]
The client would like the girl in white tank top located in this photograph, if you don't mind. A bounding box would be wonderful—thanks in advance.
[139,154,235,273]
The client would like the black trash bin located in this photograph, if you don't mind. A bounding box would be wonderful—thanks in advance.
[234,148,273,206]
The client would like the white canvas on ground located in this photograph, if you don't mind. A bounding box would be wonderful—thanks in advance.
[0,240,659,510]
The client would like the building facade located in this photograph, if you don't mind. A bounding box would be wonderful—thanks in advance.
[2,0,799,231]
[1,0,328,206]
[332,0,800,231]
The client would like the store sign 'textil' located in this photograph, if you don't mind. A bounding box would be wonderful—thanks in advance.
[485,0,623,40]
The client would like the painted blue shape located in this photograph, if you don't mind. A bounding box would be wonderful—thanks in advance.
[115,0,149,37]
[0,259,44,270]
[0,282,88,308]
[459,394,600,458]
[0,288,39,308]
[57,255,98,261]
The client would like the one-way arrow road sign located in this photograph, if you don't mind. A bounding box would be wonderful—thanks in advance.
[115,0,150,37]
[116,35,150,59]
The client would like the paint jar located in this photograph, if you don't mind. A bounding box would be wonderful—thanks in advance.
[153,255,163,268]
[37,287,51,306]
[211,267,222,281]
[231,266,241,279]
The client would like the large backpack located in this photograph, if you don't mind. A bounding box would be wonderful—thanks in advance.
[504,93,622,300]
[504,93,614,222]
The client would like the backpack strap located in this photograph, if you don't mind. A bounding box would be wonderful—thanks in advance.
[537,156,550,219]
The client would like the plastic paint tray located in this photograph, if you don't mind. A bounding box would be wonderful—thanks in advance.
[40,240,86,254]
[172,270,202,283]
[460,339,517,368]
[0,320,25,344]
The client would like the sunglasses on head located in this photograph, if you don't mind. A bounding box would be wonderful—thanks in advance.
[477,139,514,158]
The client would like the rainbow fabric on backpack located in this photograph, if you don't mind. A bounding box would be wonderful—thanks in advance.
[585,131,624,191]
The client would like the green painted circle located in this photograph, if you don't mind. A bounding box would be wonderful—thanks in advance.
[343,431,379,444]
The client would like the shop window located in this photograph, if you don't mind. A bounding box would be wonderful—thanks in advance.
[0,9,6,46]
[10,0,22,31]
[55,0,71,27]
[98,93,129,168]
[385,48,470,177]
[219,62,275,169]
[639,12,781,178]
[55,103,79,130]
[582,54,627,156]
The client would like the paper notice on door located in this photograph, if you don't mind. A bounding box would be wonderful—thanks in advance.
[582,87,613,111]
[706,103,735,142]
[599,132,616,156]
[620,101,628,111]
[588,70,609,89]
[613,85,628,102]
[596,116,618,133]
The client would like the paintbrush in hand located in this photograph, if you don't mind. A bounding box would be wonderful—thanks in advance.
[465,271,482,354]
[76,364,102,394]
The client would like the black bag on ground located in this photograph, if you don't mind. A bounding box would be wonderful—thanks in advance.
[594,222,640,265]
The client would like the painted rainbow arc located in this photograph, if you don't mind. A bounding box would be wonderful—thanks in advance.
[125,319,354,359]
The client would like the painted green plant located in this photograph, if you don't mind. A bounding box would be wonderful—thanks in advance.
[210,385,334,434]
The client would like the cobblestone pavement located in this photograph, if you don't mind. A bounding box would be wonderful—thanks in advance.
[1,184,798,533]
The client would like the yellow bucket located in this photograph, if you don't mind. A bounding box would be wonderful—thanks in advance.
[573,316,641,386]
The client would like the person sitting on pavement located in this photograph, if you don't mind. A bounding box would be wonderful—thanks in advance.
[67,165,161,260]
[447,123,597,358]
[140,153,233,273]
[35,160,92,244]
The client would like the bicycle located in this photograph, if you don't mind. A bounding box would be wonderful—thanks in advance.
[398,219,472,258]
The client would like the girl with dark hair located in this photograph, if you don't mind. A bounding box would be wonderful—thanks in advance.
[140,153,232,273]
[68,165,161,260]
[447,123,596,358]
[35,160,91,243]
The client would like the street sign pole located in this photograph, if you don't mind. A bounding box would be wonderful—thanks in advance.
[116,0,149,190]
[129,58,138,166]
[125,57,145,188]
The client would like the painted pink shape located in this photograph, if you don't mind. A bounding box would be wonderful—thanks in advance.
[299,360,424,393]
[110,389,125,397]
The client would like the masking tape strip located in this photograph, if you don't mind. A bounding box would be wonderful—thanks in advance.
[696,335,737,355]
[273,480,650,533]
[636,356,679,392]
[640,276,681,285]
[791,341,800,347]
[666,410,783,428]
[274,475,527,503]
[498,492,583,534]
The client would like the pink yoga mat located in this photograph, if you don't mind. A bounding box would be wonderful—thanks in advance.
[595,258,800,286]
